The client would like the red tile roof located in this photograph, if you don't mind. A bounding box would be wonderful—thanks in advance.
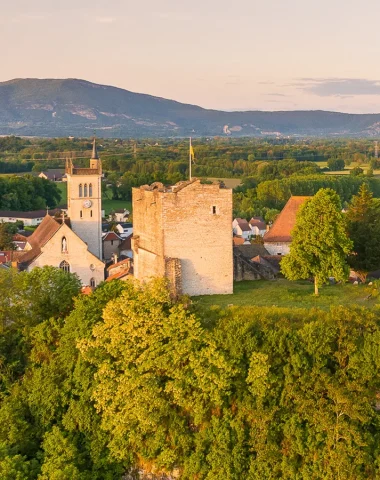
[263,196,311,243]
[233,237,245,246]
[107,258,131,272]
[235,218,251,232]
[103,231,122,242]
[249,217,266,230]
[17,215,63,266]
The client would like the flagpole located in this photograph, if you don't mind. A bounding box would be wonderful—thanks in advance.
[189,136,192,180]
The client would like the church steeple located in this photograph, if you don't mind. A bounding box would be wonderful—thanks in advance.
[90,138,101,172]
[91,138,99,160]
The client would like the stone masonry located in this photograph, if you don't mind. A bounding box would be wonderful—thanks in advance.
[132,179,233,296]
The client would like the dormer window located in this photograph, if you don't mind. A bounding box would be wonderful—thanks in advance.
[79,184,83,197]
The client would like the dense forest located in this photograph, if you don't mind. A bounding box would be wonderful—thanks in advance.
[0,269,379,479]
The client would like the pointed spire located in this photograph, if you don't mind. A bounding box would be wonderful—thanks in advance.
[91,138,99,160]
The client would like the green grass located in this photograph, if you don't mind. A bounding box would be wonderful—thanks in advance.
[56,182,131,216]
[193,279,379,311]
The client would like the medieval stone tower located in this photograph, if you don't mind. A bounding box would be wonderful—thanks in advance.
[65,139,103,259]
[132,179,233,296]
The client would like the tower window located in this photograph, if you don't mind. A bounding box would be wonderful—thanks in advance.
[80,210,83,218]
[90,277,96,288]
[84,184,88,197]
[59,260,70,273]
[212,206,217,215]
[89,183,93,197]
[90,210,93,217]
[79,184,83,197]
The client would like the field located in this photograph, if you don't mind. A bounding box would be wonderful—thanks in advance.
[193,279,380,311]
[316,161,380,177]
[206,177,242,188]
[56,182,131,215]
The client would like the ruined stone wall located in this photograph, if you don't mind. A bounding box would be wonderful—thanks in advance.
[162,181,233,296]
[132,187,165,281]
[132,181,233,296]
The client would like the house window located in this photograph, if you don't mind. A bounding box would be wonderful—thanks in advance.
[61,236,68,253]
[79,184,83,197]
[111,240,114,246]
[84,184,88,197]
[89,183,93,197]
[212,206,217,215]
[90,277,96,288]
[59,260,70,273]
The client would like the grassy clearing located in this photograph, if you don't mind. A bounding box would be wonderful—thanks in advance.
[193,279,379,311]
[316,161,380,177]
[56,182,131,215]
[206,178,242,189]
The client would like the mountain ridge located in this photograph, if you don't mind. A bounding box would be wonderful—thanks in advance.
[1,78,380,137]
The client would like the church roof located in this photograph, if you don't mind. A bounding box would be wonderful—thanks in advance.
[263,196,311,243]
[17,215,64,267]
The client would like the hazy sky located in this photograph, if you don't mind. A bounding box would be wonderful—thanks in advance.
[2,0,380,113]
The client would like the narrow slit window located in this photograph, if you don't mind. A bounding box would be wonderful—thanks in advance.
[79,184,83,197]
[89,183,93,197]
[212,206,217,215]
[80,210,83,218]
[84,184,88,197]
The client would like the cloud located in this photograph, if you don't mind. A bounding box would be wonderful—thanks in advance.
[264,93,289,97]
[94,16,116,24]
[294,78,380,96]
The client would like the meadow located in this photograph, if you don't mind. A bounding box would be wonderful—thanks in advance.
[193,279,380,311]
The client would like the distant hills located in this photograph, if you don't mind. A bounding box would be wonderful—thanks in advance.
[1,78,380,138]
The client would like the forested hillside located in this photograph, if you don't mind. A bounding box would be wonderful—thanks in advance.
[2,78,380,137]
[1,271,380,479]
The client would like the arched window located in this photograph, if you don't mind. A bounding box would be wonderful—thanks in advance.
[59,260,70,273]
[90,277,96,288]
[79,184,83,197]
[89,183,93,197]
[84,184,88,197]
[61,236,68,253]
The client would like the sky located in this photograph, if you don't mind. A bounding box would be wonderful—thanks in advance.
[2,0,380,113]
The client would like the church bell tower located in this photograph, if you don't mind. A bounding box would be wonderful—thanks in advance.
[66,139,103,259]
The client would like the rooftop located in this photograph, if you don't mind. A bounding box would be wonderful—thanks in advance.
[264,196,311,243]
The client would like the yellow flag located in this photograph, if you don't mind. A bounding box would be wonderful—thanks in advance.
[190,144,195,162]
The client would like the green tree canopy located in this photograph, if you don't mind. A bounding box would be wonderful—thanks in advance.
[281,188,353,295]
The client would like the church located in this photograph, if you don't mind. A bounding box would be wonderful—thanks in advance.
[16,141,105,287]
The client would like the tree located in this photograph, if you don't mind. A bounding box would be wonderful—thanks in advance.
[346,184,380,279]
[281,189,353,295]
[327,158,345,171]
[0,224,16,251]
[350,166,364,176]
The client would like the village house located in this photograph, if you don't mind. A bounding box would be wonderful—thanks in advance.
[106,257,132,282]
[102,231,123,261]
[115,222,133,238]
[263,196,311,255]
[109,209,130,223]
[118,234,133,259]
[249,216,267,236]
[38,169,66,182]
[232,218,252,240]
[0,209,60,227]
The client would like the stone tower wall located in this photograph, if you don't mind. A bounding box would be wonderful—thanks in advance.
[132,180,233,296]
